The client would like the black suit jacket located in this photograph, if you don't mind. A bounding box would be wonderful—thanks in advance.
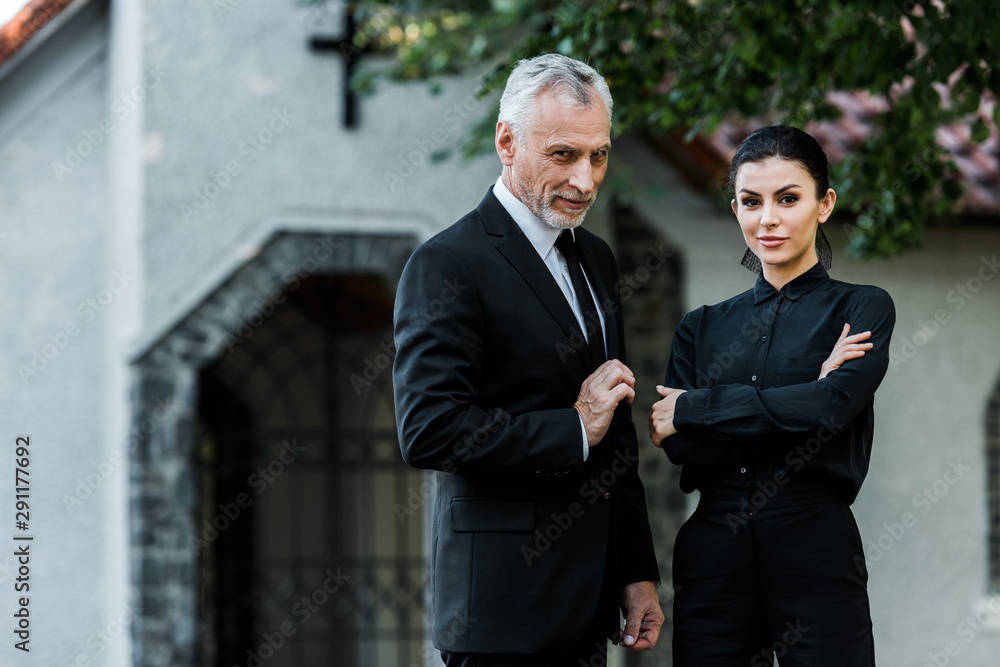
[393,188,659,654]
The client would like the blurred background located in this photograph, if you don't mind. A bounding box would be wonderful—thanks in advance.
[0,1,997,665]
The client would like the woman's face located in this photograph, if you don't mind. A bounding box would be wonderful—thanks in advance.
[731,157,836,283]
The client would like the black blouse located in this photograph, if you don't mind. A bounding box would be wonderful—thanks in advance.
[664,262,896,504]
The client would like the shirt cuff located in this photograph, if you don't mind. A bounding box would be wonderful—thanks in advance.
[579,414,589,461]
[674,389,709,429]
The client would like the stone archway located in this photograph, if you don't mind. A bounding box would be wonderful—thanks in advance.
[128,230,418,666]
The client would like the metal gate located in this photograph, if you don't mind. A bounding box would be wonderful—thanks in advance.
[195,274,428,666]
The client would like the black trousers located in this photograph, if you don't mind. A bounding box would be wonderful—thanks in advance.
[672,488,875,667]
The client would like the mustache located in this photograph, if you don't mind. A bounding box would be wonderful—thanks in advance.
[551,191,596,204]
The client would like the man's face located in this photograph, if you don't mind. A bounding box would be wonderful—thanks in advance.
[499,89,611,229]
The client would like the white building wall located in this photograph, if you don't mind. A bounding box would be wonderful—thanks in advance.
[139,0,499,345]
[0,1,137,665]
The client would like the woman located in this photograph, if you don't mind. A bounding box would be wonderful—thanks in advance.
[649,125,894,666]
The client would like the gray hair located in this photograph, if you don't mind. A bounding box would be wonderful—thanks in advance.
[497,53,613,140]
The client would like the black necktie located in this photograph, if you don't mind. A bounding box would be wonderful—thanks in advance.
[555,231,606,367]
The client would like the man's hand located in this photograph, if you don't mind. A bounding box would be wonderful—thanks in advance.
[820,323,872,379]
[649,385,686,447]
[574,360,636,447]
[614,580,663,651]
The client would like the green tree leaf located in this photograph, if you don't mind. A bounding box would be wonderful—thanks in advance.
[319,0,1000,259]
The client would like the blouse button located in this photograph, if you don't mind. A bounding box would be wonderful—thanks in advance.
[751,375,757,381]
[761,336,767,342]
[740,467,747,474]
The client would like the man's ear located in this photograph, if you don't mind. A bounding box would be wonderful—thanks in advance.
[496,121,516,166]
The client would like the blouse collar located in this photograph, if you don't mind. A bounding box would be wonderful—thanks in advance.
[753,262,830,304]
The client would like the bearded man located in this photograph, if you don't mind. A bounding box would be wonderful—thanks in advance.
[393,53,662,666]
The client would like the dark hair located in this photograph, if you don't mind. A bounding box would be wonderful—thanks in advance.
[728,126,830,198]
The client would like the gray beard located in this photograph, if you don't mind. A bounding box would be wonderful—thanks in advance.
[513,170,596,230]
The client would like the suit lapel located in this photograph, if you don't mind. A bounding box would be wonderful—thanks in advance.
[478,189,595,369]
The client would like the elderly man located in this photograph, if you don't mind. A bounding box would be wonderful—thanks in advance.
[393,53,662,666]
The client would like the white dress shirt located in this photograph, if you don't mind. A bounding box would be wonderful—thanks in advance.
[493,175,608,461]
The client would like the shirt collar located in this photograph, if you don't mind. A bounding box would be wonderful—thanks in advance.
[753,262,830,304]
[493,175,567,259]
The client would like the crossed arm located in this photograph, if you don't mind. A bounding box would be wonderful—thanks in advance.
[648,283,894,458]
[649,322,875,447]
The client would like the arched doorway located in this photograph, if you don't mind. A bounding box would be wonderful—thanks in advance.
[129,231,427,666]
[196,274,425,665]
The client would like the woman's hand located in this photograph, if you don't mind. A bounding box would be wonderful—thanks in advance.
[820,323,873,379]
[649,385,686,447]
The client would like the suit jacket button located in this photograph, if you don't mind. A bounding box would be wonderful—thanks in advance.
[599,488,611,500]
